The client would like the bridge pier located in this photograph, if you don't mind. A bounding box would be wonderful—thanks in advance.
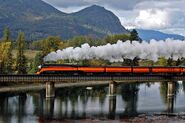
[109,81,117,96]
[167,82,175,113]
[46,82,55,98]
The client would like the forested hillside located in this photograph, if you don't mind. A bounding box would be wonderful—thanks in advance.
[0,0,128,41]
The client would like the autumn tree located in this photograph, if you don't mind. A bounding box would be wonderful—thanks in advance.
[0,27,13,74]
[0,42,12,73]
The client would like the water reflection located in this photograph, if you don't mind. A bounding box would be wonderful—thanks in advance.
[159,82,180,113]
[1,81,185,122]
[120,84,139,117]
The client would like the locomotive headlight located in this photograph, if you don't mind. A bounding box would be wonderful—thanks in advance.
[38,65,42,69]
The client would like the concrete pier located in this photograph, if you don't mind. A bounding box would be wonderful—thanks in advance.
[109,81,117,96]
[46,82,55,98]
[167,82,175,113]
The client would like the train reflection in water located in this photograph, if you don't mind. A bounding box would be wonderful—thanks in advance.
[0,81,185,123]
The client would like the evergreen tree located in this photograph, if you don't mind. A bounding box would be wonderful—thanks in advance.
[130,29,142,42]
[167,58,173,66]
[15,32,27,74]
[3,27,11,42]
[31,52,43,73]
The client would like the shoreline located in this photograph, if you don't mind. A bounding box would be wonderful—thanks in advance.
[0,81,110,93]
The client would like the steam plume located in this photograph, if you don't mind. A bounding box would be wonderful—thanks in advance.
[44,39,185,62]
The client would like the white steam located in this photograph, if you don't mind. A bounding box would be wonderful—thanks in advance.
[44,39,185,62]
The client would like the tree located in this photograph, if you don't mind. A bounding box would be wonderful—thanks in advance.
[3,27,11,42]
[0,27,13,74]
[130,29,142,42]
[104,34,130,44]
[15,32,27,74]
[41,36,61,56]
[30,52,43,73]
[3,43,13,74]
[167,58,173,66]
[156,57,167,66]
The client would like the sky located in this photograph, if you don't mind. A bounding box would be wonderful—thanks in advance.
[42,0,185,36]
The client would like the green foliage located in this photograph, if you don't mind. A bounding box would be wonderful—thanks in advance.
[139,59,154,66]
[32,36,62,54]
[66,36,94,47]
[0,42,13,74]
[29,36,62,73]
[29,52,43,73]
[15,32,27,74]
[0,27,13,74]
[130,29,142,42]
[104,34,130,44]
[3,27,11,42]
[155,57,168,66]
[42,36,62,56]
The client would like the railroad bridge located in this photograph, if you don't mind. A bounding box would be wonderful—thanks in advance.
[0,74,185,98]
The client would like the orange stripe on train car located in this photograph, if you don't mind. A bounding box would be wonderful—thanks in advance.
[41,67,78,72]
[152,68,181,73]
[133,68,149,73]
[106,68,131,72]
[78,67,105,72]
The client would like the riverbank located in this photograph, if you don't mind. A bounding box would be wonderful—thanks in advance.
[0,81,110,93]
[39,114,185,123]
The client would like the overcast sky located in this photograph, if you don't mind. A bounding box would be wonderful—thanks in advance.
[42,0,185,36]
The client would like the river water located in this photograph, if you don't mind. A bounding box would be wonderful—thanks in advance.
[1,81,185,123]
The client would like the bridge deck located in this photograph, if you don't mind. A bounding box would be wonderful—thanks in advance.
[0,75,185,83]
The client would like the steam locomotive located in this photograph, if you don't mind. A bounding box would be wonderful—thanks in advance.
[36,64,185,75]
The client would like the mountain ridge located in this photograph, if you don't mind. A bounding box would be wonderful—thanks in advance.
[0,0,128,41]
[136,29,185,41]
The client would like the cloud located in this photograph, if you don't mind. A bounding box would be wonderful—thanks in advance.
[135,9,168,29]
[42,0,142,10]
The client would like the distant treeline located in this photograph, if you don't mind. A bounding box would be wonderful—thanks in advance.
[1,27,185,74]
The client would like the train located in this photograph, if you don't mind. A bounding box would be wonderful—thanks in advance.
[36,64,185,76]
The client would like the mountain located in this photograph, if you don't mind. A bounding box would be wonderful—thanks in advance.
[72,5,127,35]
[136,29,185,41]
[0,0,128,41]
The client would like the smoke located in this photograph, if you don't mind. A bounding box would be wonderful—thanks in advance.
[44,39,185,62]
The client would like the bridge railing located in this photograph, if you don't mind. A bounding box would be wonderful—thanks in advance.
[0,74,185,83]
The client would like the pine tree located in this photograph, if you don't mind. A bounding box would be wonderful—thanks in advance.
[3,27,11,42]
[15,32,27,74]
[130,29,142,42]
[31,52,43,73]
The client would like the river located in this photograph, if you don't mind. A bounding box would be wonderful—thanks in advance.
[1,81,185,123]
